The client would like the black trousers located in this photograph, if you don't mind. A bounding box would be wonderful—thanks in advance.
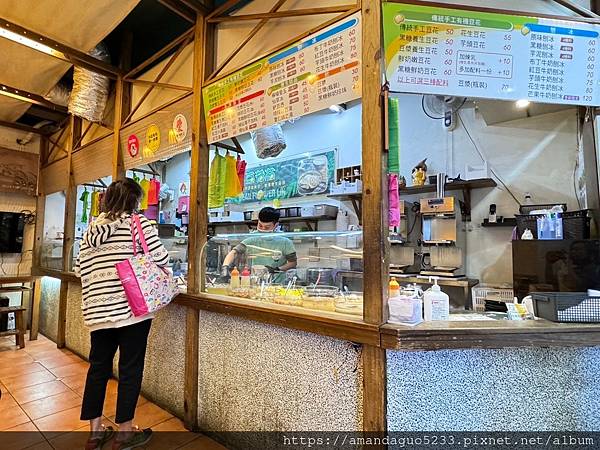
[80,319,152,424]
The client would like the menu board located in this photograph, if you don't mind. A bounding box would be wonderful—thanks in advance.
[203,13,361,144]
[231,149,336,204]
[383,3,600,106]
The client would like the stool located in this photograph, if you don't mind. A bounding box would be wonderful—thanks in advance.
[0,306,26,348]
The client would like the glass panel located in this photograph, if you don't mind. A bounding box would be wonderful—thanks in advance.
[41,192,66,270]
[203,231,363,317]
[199,102,363,318]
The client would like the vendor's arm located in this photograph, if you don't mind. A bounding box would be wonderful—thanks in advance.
[221,243,247,274]
[277,239,297,271]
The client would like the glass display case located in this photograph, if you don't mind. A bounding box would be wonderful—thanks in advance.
[201,230,364,317]
[41,191,66,270]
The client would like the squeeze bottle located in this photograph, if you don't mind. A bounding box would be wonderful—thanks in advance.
[389,277,400,299]
[240,267,251,287]
[230,266,240,289]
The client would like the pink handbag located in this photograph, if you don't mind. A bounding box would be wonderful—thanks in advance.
[115,215,179,317]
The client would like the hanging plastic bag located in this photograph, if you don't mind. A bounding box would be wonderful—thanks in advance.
[251,124,286,159]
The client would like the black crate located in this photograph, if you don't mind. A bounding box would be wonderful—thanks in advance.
[519,203,567,215]
[531,292,600,323]
[515,210,590,239]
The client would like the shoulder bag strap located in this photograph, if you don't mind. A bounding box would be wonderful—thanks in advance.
[133,214,150,255]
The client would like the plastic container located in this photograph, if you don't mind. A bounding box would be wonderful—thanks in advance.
[531,292,600,323]
[471,285,514,311]
[303,286,338,312]
[516,210,590,240]
[335,291,363,316]
[423,278,449,321]
[388,284,423,325]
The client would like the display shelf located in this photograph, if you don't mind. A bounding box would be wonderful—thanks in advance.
[207,215,337,232]
[481,218,517,228]
[327,192,362,222]
[399,178,497,195]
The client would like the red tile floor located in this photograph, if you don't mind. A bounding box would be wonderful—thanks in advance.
[0,333,226,450]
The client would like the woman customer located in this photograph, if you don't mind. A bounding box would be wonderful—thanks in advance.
[75,178,170,450]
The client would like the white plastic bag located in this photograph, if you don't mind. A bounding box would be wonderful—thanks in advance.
[251,124,286,159]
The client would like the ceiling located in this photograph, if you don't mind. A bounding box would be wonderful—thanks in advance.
[0,0,198,129]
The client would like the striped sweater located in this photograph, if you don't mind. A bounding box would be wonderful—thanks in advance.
[74,213,170,329]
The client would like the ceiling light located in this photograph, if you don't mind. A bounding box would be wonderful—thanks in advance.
[515,99,530,109]
[0,25,65,58]
[329,104,347,114]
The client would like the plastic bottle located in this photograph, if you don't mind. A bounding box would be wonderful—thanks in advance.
[240,267,251,287]
[230,266,240,289]
[423,277,450,321]
[389,277,400,299]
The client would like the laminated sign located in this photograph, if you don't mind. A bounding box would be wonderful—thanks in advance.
[383,2,600,106]
[145,124,161,157]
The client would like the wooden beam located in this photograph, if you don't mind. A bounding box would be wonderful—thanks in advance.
[47,126,68,163]
[112,78,126,180]
[158,0,196,22]
[209,0,287,80]
[123,79,193,91]
[0,119,48,135]
[206,0,244,20]
[206,7,359,84]
[73,122,94,149]
[179,0,210,14]
[57,116,81,348]
[361,0,387,436]
[124,34,193,124]
[0,18,122,78]
[552,0,599,17]
[33,140,46,265]
[0,83,68,112]
[125,28,194,79]
[208,5,356,22]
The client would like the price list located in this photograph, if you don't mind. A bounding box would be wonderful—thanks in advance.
[203,12,361,144]
[383,3,600,106]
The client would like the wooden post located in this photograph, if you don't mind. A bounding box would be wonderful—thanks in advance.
[112,77,126,180]
[57,116,81,348]
[361,0,388,435]
[33,138,47,270]
[183,11,211,431]
[30,279,42,341]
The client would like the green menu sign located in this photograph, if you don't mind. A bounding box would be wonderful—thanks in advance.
[383,2,600,106]
[235,149,336,204]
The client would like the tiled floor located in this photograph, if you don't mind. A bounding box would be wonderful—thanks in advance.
[0,333,226,450]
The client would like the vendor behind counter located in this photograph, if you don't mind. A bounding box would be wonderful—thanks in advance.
[221,207,297,283]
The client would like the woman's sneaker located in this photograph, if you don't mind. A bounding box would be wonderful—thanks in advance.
[85,426,115,450]
[111,428,153,450]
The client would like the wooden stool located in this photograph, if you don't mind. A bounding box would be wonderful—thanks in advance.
[0,306,26,348]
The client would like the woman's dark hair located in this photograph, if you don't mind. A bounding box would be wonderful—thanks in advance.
[258,207,280,224]
[101,178,143,219]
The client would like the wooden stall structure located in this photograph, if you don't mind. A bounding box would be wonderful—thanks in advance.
[3,0,599,440]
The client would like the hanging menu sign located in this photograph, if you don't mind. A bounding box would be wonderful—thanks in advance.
[203,12,361,144]
[383,3,600,106]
